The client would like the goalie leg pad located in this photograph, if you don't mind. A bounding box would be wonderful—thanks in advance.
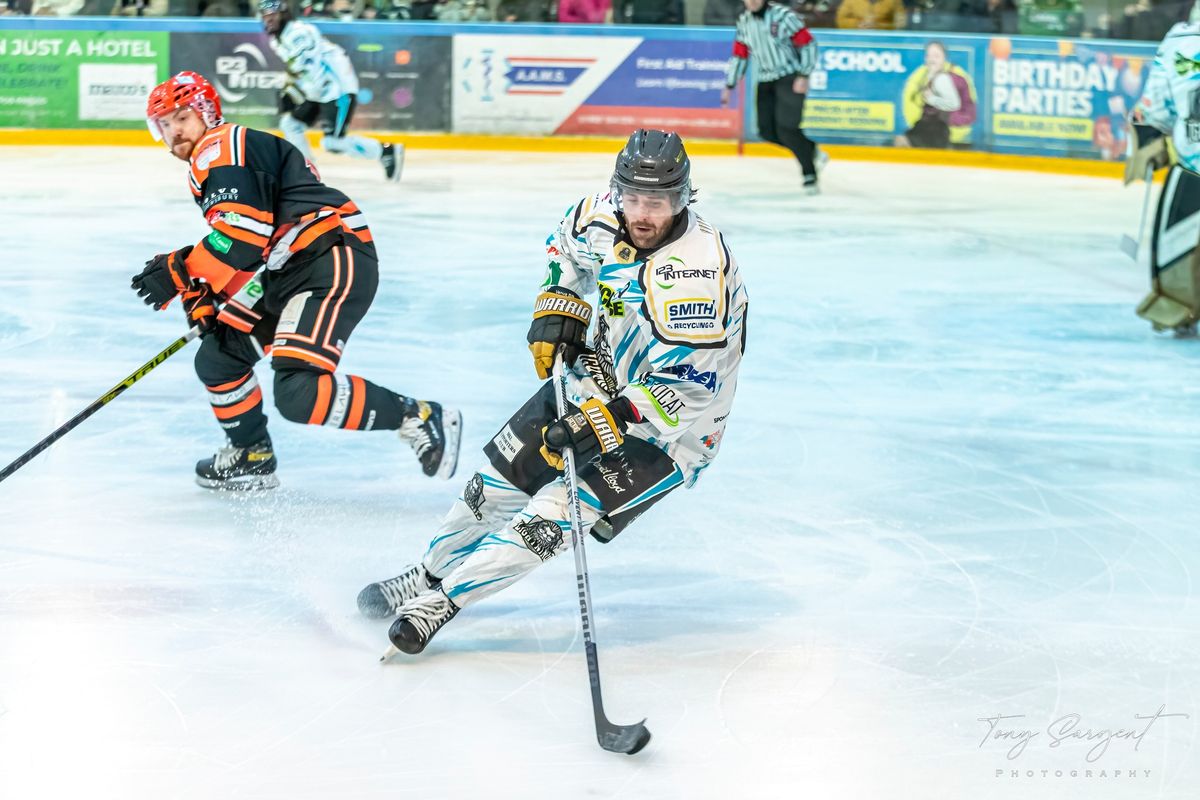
[1142,165,1200,330]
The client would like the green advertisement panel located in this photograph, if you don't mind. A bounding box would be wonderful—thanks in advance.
[0,31,168,129]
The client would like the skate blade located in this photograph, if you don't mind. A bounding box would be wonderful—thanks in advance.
[391,146,405,182]
[436,408,462,481]
[379,644,400,662]
[195,473,281,492]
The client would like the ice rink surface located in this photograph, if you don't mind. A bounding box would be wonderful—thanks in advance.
[0,146,1197,799]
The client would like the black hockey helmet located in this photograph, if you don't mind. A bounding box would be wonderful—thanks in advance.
[259,0,290,33]
[610,129,693,212]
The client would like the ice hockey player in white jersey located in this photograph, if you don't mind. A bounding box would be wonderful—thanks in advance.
[260,0,403,181]
[1129,21,1200,333]
[358,129,749,655]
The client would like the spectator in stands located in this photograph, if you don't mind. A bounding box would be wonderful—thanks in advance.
[836,0,905,28]
[558,0,612,22]
[433,0,490,18]
[954,0,1016,31]
[704,0,743,24]
[619,0,684,23]
[329,0,361,17]
[2,0,33,11]
[793,0,838,26]
[496,0,552,20]
[1099,0,1181,39]
[30,0,82,12]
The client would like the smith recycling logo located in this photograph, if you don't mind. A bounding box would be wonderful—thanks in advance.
[463,49,596,100]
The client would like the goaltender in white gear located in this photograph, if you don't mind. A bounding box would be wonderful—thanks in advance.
[259,0,403,181]
[1130,21,1200,332]
[359,129,748,656]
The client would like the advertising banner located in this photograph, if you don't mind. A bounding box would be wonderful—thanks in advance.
[169,29,451,132]
[805,34,985,147]
[452,33,741,139]
[984,37,1154,160]
[0,30,168,129]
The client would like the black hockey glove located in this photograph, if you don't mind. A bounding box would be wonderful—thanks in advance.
[540,396,638,470]
[527,286,593,380]
[132,246,193,310]
[181,285,218,337]
[279,82,305,115]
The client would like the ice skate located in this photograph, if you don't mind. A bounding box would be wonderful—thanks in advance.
[399,401,461,480]
[387,588,459,655]
[357,564,439,619]
[381,143,404,182]
[195,435,279,491]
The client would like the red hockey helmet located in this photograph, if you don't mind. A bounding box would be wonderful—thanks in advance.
[145,71,223,142]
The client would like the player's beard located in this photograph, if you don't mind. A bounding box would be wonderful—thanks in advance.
[626,214,673,249]
[169,136,197,162]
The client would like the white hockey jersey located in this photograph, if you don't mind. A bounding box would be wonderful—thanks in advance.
[1138,21,1200,173]
[269,20,359,104]
[546,193,748,488]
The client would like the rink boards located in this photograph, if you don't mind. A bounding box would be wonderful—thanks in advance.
[0,17,1157,163]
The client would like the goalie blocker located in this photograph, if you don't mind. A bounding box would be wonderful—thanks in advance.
[1137,164,1200,333]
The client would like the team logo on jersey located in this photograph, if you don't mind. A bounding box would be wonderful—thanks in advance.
[201,186,239,211]
[633,378,685,427]
[1175,52,1200,77]
[598,282,625,317]
[701,431,722,451]
[195,141,222,172]
[652,256,717,290]
[514,516,564,561]
[464,472,485,521]
[207,230,233,254]
[663,364,718,392]
[614,242,636,263]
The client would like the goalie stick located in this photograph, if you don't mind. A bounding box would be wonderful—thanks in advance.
[552,346,651,756]
[1120,164,1156,261]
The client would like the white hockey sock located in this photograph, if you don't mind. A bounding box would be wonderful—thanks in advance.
[422,465,529,578]
[436,476,605,609]
[279,114,313,161]
[322,134,383,161]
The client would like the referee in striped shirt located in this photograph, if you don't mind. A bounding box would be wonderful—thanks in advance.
[720,0,823,193]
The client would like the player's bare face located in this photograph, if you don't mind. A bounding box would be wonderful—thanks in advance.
[156,107,207,162]
[622,192,675,249]
[742,0,765,11]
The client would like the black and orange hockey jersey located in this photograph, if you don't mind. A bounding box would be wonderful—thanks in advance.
[182,123,372,301]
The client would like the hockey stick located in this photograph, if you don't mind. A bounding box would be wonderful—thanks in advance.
[1121,164,1156,260]
[551,347,652,756]
[0,327,201,484]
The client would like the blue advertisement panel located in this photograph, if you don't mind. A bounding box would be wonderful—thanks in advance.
[805,35,986,148]
[984,37,1154,160]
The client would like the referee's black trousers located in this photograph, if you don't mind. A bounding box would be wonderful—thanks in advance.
[757,75,817,179]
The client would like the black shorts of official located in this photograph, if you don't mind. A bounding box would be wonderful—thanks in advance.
[287,94,357,139]
[223,235,380,375]
[482,381,682,543]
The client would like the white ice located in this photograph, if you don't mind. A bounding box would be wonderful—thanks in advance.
[0,146,1197,799]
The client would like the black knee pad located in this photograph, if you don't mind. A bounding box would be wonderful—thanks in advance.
[273,366,326,424]
[194,326,259,386]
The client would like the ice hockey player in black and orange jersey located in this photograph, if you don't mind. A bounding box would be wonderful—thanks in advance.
[132,71,461,490]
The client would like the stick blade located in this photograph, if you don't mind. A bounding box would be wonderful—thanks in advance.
[598,720,651,755]
[1120,234,1139,260]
